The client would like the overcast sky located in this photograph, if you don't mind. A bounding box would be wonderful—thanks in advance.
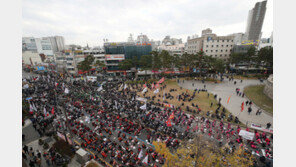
[22,0,273,47]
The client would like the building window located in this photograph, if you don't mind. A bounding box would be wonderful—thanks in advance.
[226,45,228,47]
[230,49,232,52]
[206,50,208,52]
[216,45,218,47]
[211,50,213,52]
[206,45,208,47]
[222,40,224,42]
[221,45,224,47]
[232,40,233,42]
[226,50,228,52]
[220,55,222,57]
[216,50,218,52]
[227,40,229,42]
[221,50,223,52]
[212,45,214,47]
[215,55,217,57]
[217,40,219,42]
[230,45,232,47]
[225,54,227,57]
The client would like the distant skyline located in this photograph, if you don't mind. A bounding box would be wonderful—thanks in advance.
[22,0,273,47]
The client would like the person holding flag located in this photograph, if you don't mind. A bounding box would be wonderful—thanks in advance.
[241,102,244,112]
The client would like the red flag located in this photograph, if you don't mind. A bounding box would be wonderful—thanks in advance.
[155,83,160,89]
[143,82,147,88]
[168,112,175,120]
[241,102,244,112]
[166,119,172,127]
[227,96,231,104]
[158,77,165,84]
[151,83,154,89]
[51,107,55,115]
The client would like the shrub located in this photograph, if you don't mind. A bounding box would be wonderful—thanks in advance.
[43,143,49,149]
[52,139,75,158]
[38,139,44,145]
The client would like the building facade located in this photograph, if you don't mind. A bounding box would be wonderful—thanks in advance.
[186,29,235,61]
[161,36,182,45]
[244,1,267,41]
[158,43,185,56]
[22,50,43,65]
[22,37,38,51]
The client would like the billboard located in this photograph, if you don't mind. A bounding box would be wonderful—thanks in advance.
[241,40,259,46]
[105,54,125,60]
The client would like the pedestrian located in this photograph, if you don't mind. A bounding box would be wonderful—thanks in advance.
[22,134,25,141]
[45,155,51,166]
[36,157,41,167]
[192,83,194,87]
[256,109,260,115]
[210,102,213,107]
[246,101,249,106]
[204,85,206,89]
[29,159,35,167]
[234,81,236,85]
[266,122,271,129]
[23,145,29,154]
[22,151,27,160]
[242,93,245,97]
[248,107,252,115]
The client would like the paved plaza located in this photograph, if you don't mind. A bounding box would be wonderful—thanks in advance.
[179,79,273,128]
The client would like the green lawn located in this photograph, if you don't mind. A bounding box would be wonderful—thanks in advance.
[244,85,273,114]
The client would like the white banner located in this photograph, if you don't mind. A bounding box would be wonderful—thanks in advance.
[239,130,254,140]
[142,87,148,94]
[250,123,273,133]
[136,97,147,102]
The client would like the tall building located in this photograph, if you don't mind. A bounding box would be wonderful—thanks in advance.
[35,37,54,58]
[22,37,37,51]
[104,42,152,71]
[244,1,267,41]
[186,29,235,61]
[127,34,135,43]
[162,36,182,45]
[136,34,149,44]
[228,33,244,45]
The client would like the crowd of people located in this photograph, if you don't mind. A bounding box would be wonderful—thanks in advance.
[22,72,273,166]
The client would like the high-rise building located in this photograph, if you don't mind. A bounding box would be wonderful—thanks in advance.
[244,1,267,41]
[228,33,244,45]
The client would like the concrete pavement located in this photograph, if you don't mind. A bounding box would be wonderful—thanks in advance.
[179,79,273,128]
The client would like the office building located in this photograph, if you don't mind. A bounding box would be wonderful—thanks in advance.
[186,29,235,61]
[244,1,267,41]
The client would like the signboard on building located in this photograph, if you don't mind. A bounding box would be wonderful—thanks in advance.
[105,54,125,60]
[241,40,259,46]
